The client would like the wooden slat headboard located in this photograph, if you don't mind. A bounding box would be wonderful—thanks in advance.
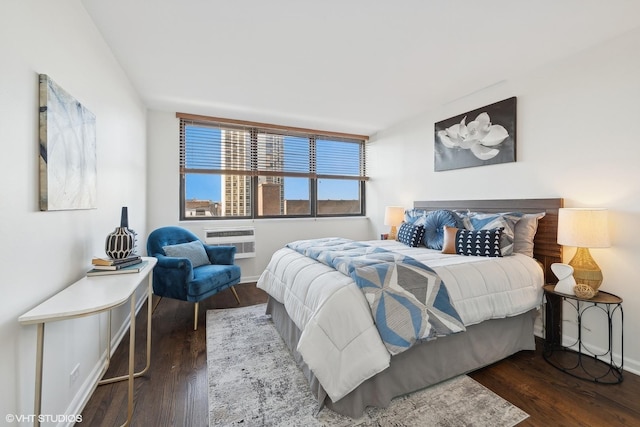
[413,198,564,284]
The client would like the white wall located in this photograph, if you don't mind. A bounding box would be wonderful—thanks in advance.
[6,2,637,422]
[1,1,147,425]
[146,110,372,281]
[367,28,640,375]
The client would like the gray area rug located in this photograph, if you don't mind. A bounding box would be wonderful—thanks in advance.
[207,304,528,427]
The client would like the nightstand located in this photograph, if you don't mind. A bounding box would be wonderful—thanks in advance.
[543,284,623,383]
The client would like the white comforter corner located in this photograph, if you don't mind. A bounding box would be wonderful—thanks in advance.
[257,240,544,402]
[257,247,390,402]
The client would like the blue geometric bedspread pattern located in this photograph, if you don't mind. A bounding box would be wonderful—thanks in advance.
[286,238,466,356]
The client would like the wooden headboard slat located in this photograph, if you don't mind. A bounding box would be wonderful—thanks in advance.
[413,198,564,284]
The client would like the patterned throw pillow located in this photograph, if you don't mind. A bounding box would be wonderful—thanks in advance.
[455,228,503,257]
[423,209,463,250]
[404,208,428,226]
[464,212,521,256]
[396,222,426,247]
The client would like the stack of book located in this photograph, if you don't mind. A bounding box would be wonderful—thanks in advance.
[87,255,147,277]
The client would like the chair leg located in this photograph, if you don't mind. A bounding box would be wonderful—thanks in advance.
[230,286,241,305]
[193,302,199,331]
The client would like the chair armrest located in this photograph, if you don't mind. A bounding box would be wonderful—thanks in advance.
[154,254,194,281]
[203,245,236,265]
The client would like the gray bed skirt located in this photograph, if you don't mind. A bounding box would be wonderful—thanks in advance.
[265,296,537,418]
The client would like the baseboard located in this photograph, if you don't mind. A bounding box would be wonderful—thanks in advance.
[61,353,107,426]
[60,291,148,426]
[625,358,640,377]
[559,334,640,378]
[240,275,261,283]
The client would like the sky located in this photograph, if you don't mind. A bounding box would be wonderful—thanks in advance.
[185,174,358,201]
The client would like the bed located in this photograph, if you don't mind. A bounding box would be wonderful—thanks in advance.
[256,198,563,418]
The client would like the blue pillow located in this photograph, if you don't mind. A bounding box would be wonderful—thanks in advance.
[456,228,503,257]
[404,209,428,226]
[162,240,211,267]
[423,210,463,250]
[464,212,521,256]
[396,223,425,247]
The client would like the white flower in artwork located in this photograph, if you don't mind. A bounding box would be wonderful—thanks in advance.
[437,112,509,160]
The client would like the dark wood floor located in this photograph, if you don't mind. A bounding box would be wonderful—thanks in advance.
[82,283,640,426]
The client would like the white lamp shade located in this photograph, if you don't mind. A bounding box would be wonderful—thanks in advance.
[384,206,404,227]
[557,208,610,248]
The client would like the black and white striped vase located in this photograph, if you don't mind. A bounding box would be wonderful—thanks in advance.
[105,227,135,259]
[105,207,135,259]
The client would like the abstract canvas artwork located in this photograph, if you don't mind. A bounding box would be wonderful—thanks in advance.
[434,97,517,172]
[39,74,97,211]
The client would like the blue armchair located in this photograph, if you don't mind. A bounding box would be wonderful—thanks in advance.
[147,226,241,330]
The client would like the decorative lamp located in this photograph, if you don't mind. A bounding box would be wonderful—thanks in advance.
[384,206,404,240]
[557,208,610,294]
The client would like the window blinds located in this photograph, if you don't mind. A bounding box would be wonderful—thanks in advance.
[179,115,368,181]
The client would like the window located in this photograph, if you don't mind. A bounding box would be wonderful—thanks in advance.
[178,113,368,220]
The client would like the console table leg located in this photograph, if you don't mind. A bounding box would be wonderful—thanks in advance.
[33,323,44,427]
[99,277,153,385]
[143,272,152,375]
[125,294,136,426]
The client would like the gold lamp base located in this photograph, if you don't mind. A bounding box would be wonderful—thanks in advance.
[389,225,398,240]
[568,247,603,294]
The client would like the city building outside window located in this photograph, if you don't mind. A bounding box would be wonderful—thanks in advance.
[177,113,368,220]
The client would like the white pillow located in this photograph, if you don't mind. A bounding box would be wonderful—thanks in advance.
[513,212,546,257]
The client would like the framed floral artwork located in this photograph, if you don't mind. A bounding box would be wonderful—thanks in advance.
[434,97,516,172]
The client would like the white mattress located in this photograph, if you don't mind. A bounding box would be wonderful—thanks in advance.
[257,239,544,402]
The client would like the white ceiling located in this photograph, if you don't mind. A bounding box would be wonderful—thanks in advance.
[82,0,640,136]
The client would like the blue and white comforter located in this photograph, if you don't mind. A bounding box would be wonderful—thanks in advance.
[257,238,544,402]
[287,238,465,356]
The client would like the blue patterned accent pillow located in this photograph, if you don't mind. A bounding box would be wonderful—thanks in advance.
[404,209,428,226]
[423,210,463,250]
[397,223,426,247]
[464,212,522,256]
[456,228,503,257]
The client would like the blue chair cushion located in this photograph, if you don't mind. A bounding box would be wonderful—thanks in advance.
[188,264,241,301]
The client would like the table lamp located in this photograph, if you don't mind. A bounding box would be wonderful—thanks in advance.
[557,208,610,294]
[384,206,404,240]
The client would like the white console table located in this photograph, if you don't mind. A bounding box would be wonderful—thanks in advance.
[18,257,157,427]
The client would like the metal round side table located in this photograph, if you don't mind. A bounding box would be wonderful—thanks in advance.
[543,284,623,384]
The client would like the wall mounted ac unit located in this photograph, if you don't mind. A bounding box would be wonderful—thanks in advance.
[204,227,256,259]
